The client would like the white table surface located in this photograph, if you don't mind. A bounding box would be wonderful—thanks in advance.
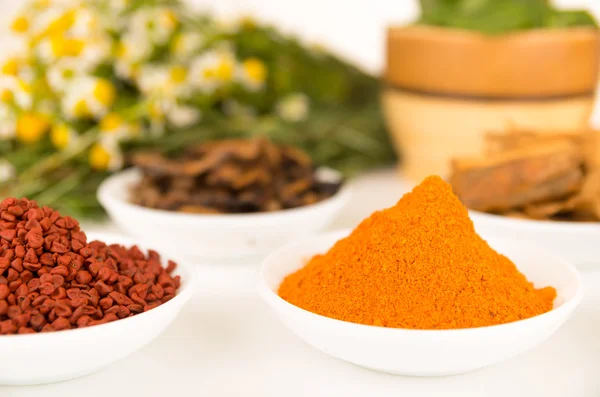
[2,169,600,397]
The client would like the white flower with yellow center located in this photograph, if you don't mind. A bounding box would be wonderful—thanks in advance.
[37,35,85,64]
[77,34,112,69]
[276,93,310,123]
[131,7,179,45]
[237,58,267,92]
[89,140,123,171]
[190,50,236,94]
[0,76,34,110]
[99,112,139,142]
[50,123,78,151]
[116,33,152,63]
[1,56,34,82]
[0,106,16,140]
[32,7,77,38]
[47,58,85,92]
[167,104,201,128]
[137,64,190,98]
[114,60,140,81]
[70,7,100,37]
[0,159,15,184]
[62,76,116,119]
[171,32,204,60]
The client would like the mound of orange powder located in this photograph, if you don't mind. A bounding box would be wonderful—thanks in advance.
[278,176,556,329]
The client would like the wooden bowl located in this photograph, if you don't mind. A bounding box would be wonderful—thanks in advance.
[383,25,600,181]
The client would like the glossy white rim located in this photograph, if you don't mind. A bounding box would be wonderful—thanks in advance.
[257,229,584,337]
[0,232,197,341]
[98,168,352,225]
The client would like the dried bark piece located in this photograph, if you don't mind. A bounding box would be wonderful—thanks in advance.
[523,199,575,220]
[451,140,584,212]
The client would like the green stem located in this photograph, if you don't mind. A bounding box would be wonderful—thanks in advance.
[32,170,84,207]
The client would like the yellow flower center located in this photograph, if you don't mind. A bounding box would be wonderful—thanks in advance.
[16,112,49,144]
[73,99,90,118]
[243,58,267,83]
[100,113,123,132]
[50,36,85,57]
[11,16,29,33]
[160,9,179,30]
[45,9,76,37]
[89,144,110,170]
[170,66,187,84]
[216,59,234,81]
[50,124,70,149]
[2,59,19,76]
[93,79,116,107]
[0,89,14,103]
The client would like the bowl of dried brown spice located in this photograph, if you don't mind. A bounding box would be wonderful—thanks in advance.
[98,138,351,259]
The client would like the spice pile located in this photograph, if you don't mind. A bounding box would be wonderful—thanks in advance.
[130,138,342,214]
[279,176,556,330]
[0,198,180,335]
[450,129,600,221]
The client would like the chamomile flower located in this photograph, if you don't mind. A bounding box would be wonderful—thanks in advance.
[170,32,204,60]
[1,56,34,82]
[33,7,77,38]
[237,58,267,92]
[137,64,191,98]
[0,77,34,109]
[37,35,85,63]
[62,76,115,119]
[89,140,123,171]
[114,60,140,81]
[276,93,310,123]
[116,33,152,63]
[77,34,112,69]
[190,49,236,94]
[0,159,15,184]
[167,104,201,128]
[50,123,78,150]
[47,58,85,92]
[131,7,179,45]
[99,112,139,141]
[70,6,100,37]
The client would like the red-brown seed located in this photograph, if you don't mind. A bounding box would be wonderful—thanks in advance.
[0,284,9,300]
[52,317,71,331]
[75,270,92,284]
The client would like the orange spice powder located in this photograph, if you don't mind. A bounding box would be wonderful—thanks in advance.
[278,176,556,329]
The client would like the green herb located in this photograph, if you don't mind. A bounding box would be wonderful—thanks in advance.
[419,0,597,34]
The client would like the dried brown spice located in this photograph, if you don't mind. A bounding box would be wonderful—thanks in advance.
[0,198,181,335]
[450,129,600,222]
[130,137,342,214]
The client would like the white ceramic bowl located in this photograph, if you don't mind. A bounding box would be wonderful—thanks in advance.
[98,168,351,259]
[258,230,583,376]
[0,232,196,385]
[470,210,600,268]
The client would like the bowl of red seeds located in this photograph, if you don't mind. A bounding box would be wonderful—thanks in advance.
[0,198,196,385]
